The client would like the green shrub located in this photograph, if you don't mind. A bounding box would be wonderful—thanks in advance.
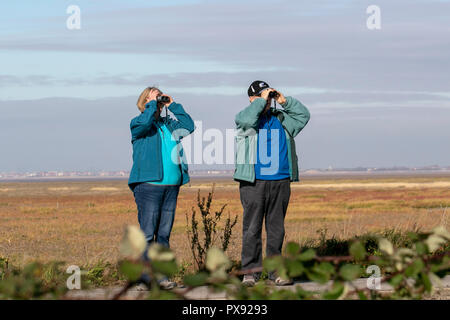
[185,185,238,270]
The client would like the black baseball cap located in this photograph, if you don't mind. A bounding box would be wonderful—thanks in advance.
[247,80,270,97]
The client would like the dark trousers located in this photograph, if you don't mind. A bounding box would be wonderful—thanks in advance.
[239,178,291,271]
[133,182,180,248]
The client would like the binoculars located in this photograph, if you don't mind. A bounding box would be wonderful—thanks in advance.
[268,91,279,99]
[157,95,170,103]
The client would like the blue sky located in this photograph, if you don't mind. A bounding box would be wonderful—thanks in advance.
[1,0,449,172]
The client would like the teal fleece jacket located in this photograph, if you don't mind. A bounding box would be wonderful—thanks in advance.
[234,96,310,183]
[128,100,195,191]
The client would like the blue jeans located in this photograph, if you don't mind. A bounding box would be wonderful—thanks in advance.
[133,183,180,248]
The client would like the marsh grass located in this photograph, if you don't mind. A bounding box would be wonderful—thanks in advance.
[0,176,449,278]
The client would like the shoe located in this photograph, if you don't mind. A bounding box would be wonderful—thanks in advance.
[242,274,256,287]
[158,279,177,290]
[134,283,149,291]
[274,276,293,286]
[268,271,293,286]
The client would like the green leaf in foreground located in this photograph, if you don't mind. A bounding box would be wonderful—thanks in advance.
[148,290,180,300]
[263,256,283,272]
[306,262,334,284]
[183,272,209,287]
[420,272,432,293]
[349,241,366,260]
[119,261,144,282]
[297,249,316,261]
[339,264,362,281]
[357,291,368,300]
[285,242,300,256]
[414,242,428,255]
[404,259,424,277]
[152,261,178,277]
[389,274,404,287]
[323,281,345,300]
[285,259,305,277]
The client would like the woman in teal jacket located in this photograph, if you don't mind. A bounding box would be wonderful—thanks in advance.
[129,87,194,190]
[128,87,195,289]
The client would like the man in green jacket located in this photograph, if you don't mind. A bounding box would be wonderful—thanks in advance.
[234,80,310,286]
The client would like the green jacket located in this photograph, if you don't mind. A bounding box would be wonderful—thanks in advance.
[233,96,310,183]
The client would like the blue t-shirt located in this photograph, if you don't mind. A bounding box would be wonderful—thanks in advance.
[147,123,182,186]
[255,113,290,180]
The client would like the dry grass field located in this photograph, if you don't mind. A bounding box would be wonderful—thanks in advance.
[1,174,449,272]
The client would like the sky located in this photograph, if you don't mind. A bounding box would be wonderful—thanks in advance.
[0,0,449,172]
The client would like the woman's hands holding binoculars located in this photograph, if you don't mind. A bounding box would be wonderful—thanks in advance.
[157,94,173,106]
[145,89,173,110]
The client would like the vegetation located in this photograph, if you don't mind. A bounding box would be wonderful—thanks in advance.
[186,186,238,270]
[0,225,448,299]
[0,177,449,299]
[116,224,450,300]
[0,257,126,299]
[1,177,449,268]
[0,258,68,299]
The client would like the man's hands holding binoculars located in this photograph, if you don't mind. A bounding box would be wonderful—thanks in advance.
[261,88,287,105]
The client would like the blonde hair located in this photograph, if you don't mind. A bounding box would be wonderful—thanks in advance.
[137,86,159,113]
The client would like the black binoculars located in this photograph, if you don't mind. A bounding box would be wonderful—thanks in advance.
[268,91,279,99]
[157,95,170,103]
